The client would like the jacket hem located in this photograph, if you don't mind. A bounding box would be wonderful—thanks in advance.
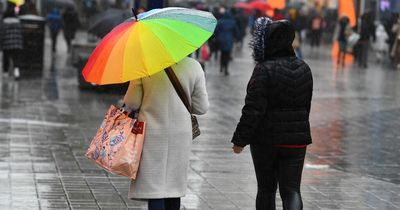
[128,192,186,200]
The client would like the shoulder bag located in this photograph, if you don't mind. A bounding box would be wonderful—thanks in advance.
[165,67,201,140]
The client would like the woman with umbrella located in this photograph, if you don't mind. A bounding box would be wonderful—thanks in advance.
[82,8,216,210]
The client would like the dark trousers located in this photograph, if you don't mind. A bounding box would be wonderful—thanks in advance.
[357,41,369,68]
[148,198,180,210]
[220,50,231,75]
[250,145,306,210]
[2,50,20,73]
[51,30,59,52]
[310,30,321,47]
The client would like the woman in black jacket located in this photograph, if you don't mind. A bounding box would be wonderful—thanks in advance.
[231,18,313,210]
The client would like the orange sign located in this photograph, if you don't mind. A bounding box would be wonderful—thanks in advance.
[338,0,356,27]
[268,0,285,9]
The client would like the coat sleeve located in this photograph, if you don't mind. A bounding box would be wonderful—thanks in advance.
[231,64,269,147]
[191,65,209,115]
[123,79,143,111]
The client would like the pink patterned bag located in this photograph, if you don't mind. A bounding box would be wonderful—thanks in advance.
[85,105,145,180]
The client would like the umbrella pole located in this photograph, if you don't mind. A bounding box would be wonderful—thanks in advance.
[131,8,138,20]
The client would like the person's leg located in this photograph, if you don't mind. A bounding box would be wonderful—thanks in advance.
[219,51,224,73]
[9,50,20,79]
[51,31,59,52]
[3,51,10,73]
[337,51,341,65]
[341,46,347,67]
[221,51,230,75]
[224,51,232,75]
[316,31,321,47]
[277,148,306,210]
[337,42,344,65]
[310,31,316,47]
[165,198,181,210]
[250,145,278,210]
[148,199,165,210]
[358,42,368,68]
[363,42,369,68]
[66,38,71,52]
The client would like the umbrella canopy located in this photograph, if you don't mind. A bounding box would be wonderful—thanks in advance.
[7,0,24,6]
[82,7,217,85]
[88,8,131,38]
[249,0,272,11]
[234,2,253,10]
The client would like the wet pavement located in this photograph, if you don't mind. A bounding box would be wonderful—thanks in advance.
[0,31,399,210]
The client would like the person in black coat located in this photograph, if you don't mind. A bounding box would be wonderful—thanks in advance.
[231,18,313,210]
[1,2,23,79]
[62,7,80,52]
[357,12,376,68]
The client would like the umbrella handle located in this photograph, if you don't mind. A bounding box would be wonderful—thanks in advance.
[132,8,138,20]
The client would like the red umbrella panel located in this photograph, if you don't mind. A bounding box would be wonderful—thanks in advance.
[234,2,254,15]
[249,0,272,12]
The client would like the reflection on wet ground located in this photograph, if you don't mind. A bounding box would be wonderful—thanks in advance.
[0,35,399,209]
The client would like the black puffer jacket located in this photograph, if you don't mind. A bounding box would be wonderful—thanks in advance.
[231,19,313,147]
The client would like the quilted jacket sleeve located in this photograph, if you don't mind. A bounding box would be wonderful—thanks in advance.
[231,64,269,147]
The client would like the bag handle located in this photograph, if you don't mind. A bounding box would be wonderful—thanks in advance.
[164,67,192,114]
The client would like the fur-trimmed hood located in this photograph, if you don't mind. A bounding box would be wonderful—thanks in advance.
[250,17,296,62]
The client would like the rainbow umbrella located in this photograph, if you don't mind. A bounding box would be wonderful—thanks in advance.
[82,7,217,85]
[8,0,25,6]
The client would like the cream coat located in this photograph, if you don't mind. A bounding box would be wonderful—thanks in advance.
[124,57,209,199]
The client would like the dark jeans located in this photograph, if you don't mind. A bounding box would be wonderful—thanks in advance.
[250,145,306,210]
[220,50,231,75]
[2,49,20,73]
[357,41,369,68]
[310,30,321,47]
[148,198,180,210]
[51,30,60,52]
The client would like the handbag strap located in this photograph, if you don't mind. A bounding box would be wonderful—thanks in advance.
[165,67,192,114]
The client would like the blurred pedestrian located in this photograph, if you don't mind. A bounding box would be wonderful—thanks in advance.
[387,13,399,53]
[82,0,97,21]
[124,57,209,210]
[0,2,23,80]
[215,8,239,75]
[62,7,80,52]
[373,23,389,63]
[289,9,304,59]
[234,8,248,49]
[310,14,324,48]
[335,16,351,67]
[249,9,264,34]
[46,8,63,52]
[249,9,257,34]
[231,18,313,210]
[357,13,376,68]
[293,31,303,59]
[208,33,219,60]
[391,16,400,69]
[208,7,223,60]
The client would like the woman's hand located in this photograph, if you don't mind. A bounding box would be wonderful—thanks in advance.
[232,145,244,154]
